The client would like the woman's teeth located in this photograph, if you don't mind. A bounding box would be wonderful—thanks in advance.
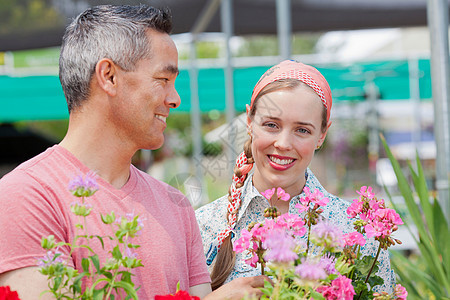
[269,156,294,165]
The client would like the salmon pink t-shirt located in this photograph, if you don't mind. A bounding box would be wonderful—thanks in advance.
[0,145,210,298]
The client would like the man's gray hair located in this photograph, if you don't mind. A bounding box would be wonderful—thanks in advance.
[59,5,172,113]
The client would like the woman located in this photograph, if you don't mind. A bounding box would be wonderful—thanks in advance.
[195,60,395,293]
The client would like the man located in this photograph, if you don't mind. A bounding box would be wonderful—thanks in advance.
[0,5,264,299]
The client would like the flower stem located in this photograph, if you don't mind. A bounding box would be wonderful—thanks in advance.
[365,245,381,283]
[306,215,312,256]
[105,270,118,300]
[356,244,382,300]
[259,241,265,276]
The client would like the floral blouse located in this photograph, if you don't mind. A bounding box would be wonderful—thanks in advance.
[195,168,396,293]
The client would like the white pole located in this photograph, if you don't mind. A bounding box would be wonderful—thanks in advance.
[189,35,205,204]
[427,0,450,221]
[409,58,422,152]
[221,0,237,176]
[276,0,292,60]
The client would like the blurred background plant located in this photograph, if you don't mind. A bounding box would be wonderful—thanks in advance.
[382,136,449,300]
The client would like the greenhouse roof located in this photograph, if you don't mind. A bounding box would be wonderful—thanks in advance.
[0,59,432,122]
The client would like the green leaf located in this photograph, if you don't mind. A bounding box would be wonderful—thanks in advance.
[93,288,105,300]
[367,274,383,289]
[381,135,450,297]
[81,257,90,273]
[120,271,132,284]
[390,250,439,298]
[111,281,138,300]
[101,270,113,280]
[101,212,116,224]
[53,276,62,290]
[308,287,325,300]
[355,255,378,277]
[90,254,101,273]
[94,235,105,249]
[352,279,368,295]
[112,245,122,260]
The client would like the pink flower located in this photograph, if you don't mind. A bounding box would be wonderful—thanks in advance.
[245,252,259,268]
[394,284,408,300]
[277,213,306,237]
[364,220,385,239]
[304,187,329,206]
[68,171,99,197]
[357,186,375,199]
[295,259,327,281]
[319,254,337,275]
[37,248,65,267]
[346,199,363,218]
[261,188,275,201]
[379,209,403,226]
[311,221,344,250]
[233,230,252,253]
[317,275,355,300]
[276,187,290,201]
[263,229,298,263]
[343,231,366,247]
[295,202,308,213]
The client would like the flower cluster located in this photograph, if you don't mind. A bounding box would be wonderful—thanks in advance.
[155,290,200,300]
[234,213,306,271]
[155,283,200,300]
[347,186,403,250]
[37,172,144,299]
[262,187,291,218]
[235,186,407,300]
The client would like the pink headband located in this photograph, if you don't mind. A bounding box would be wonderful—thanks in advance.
[250,60,333,122]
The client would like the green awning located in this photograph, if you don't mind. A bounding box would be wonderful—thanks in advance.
[0,59,432,122]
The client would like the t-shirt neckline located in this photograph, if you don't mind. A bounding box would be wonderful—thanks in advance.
[53,144,138,197]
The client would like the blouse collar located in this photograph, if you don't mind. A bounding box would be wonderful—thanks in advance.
[236,168,323,223]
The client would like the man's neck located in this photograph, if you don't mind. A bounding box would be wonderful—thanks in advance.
[59,115,135,190]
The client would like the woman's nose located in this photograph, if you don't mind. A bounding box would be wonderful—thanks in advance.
[273,130,292,151]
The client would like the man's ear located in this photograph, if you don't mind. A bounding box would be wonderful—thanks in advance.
[95,58,117,96]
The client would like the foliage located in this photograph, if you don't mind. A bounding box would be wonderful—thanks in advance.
[0,0,63,35]
[235,186,407,299]
[235,33,321,57]
[381,135,450,300]
[37,172,144,299]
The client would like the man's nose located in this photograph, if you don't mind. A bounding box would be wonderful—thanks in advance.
[166,85,181,109]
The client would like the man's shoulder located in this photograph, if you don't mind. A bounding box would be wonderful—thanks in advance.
[131,165,173,190]
[0,146,58,187]
[131,165,192,206]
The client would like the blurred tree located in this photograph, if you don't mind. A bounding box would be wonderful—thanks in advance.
[235,35,278,57]
[196,41,221,58]
[15,120,68,142]
[235,33,321,57]
[0,0,63,35]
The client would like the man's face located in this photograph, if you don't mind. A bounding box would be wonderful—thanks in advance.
[110,29,180,151]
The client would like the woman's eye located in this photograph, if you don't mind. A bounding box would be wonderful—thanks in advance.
[263,122,278,129]
[297,128,310,134]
